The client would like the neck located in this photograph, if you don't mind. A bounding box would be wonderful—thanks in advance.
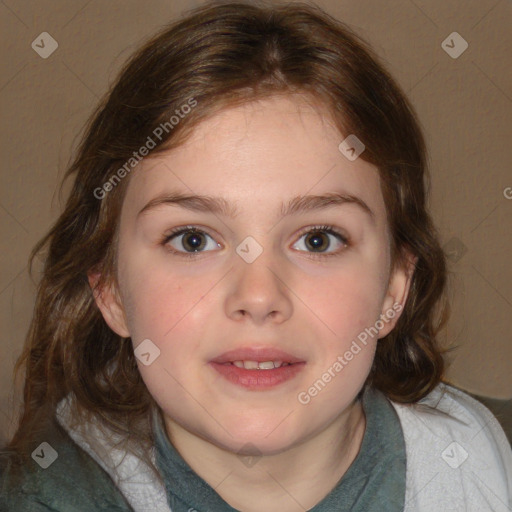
[163,399,366,512]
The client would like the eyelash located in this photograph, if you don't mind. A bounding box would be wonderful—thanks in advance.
[160,224,350,260]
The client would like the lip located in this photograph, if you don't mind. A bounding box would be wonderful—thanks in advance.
[209,361,306,390]
[209,346,306,391]
[210,347,305,365]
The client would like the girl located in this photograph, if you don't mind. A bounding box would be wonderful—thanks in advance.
[1,1,511,511]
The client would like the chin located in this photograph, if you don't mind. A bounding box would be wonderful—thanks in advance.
[221,435,297,457]
[205,420,305,456]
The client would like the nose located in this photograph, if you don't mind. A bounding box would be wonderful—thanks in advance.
[224,251,293,325]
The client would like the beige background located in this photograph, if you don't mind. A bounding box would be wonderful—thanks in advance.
[1,0,511,442]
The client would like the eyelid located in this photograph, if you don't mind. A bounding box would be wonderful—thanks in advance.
[291,224,350,258]
[294,224,349,243]
[161,224,350,258]
[161,225,222,258]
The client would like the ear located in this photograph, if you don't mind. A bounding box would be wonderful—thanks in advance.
[377,249,417,339]
[88,271,131,338]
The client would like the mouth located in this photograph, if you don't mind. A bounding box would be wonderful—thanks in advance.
[220,360,295,370]
[209,347,306,390]
[210,347,305,366]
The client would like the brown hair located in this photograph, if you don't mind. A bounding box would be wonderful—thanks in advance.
[6,0,448,461]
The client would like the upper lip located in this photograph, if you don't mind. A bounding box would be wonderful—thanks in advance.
[210,347,306,364]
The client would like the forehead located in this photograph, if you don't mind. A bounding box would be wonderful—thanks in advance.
[123,95,386,222]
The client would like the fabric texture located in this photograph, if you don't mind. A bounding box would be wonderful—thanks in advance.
[392,385,512,511]
[153,386,406,512]
[0,417,134,511]
[1,383,511,511]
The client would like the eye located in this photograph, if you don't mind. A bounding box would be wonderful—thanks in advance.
[162,226,220,256]
[292,225,349,257]
[161,224,349,259]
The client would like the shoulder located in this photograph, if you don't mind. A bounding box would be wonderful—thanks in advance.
[0,417,133,512]
[390,383,512,511]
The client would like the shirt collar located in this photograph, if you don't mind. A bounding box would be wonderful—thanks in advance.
[153,386,406,512]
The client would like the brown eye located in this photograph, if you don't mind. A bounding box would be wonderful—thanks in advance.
[163,228,220,254]
[292,226,348,256]
[304,231,330,252]
[180,231,207,252]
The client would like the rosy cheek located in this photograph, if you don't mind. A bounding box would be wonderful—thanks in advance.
[307,271,381,324]
[128,275,210,347]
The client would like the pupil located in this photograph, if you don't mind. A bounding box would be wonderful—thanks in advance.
[307,232,328,252]
[184,232,205,251]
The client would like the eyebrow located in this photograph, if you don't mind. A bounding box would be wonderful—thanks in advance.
[137,191,375,223]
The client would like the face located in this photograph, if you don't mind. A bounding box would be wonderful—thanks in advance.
[94,94,412,455]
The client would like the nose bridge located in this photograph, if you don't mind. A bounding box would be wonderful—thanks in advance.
[225,244,293,324]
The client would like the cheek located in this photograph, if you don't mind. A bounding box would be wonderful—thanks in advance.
[120,267,211,406]
[117,227,226,334]
[292,268,385,416]
[297,259,387,346]
[118,253,212,347]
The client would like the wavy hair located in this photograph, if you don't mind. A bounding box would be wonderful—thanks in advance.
[6,0,449,461]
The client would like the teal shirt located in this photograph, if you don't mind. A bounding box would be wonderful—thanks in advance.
[154,387,406,512]
[0,387,405,511]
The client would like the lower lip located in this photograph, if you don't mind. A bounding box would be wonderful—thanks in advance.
[209,362,306,390]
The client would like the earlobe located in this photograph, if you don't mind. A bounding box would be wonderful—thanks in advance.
[378,251,417,339]
[87,271,131,338]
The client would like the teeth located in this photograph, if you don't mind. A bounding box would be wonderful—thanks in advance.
[231,360,289,370]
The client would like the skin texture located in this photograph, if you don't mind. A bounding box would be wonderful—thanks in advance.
[92,94,414,512]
